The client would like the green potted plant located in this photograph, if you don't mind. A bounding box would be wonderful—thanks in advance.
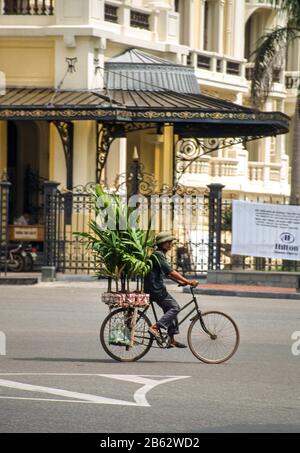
[76,185,156,306]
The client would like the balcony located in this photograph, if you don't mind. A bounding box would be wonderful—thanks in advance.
[248,162,282,183]
[2,0,54,15]
[186,157,238,178]
[187,50,247,92]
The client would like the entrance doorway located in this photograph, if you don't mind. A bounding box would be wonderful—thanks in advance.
[7,120,49,225]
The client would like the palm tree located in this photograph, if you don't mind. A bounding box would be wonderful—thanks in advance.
[250,0,300,204]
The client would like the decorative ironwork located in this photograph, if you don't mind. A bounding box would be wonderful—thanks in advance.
[0,179,11,276]
[115,164,157,196]
[43,182,60,269]
[66,58,77,74]
[208,184,225,271]
[43,181,97,273]
[53,121,74,191]
[0,108,290,133]
[174,136,266,185]
[97,122,123,182]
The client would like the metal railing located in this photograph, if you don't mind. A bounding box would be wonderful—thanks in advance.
[0,178,11,277]
[3,0,54,15]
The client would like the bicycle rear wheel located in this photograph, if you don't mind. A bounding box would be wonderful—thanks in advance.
[188,311,240,364]
[100,308,153,362]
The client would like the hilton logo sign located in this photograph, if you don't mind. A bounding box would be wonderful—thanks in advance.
[274,233,299,255]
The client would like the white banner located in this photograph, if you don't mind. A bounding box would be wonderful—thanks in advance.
[232,201,300,261]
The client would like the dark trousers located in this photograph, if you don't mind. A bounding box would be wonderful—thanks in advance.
[154,293,180,336]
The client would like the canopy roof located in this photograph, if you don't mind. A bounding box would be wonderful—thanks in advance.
[0,48,290,138]
[105,48,200,93]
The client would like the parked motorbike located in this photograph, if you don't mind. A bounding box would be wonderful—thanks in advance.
[23,244,38,272]
[0,243,25,272]
[0,243,38,272]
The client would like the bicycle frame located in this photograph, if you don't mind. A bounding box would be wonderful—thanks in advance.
[138,286,215,339]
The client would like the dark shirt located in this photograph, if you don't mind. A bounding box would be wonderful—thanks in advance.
[144,250,173,301]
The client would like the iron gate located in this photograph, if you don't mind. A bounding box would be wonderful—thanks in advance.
[42,179,224,275]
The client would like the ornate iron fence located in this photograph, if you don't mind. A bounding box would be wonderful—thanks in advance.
[11,172,299,275]
[42,178,223,275]
[0,178,11,276]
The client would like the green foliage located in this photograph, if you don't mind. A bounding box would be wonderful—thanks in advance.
[76,185,156,288]
[250,0,300,106]
[222,207,232,231]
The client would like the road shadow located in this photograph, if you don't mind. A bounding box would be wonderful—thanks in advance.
[11,357,202,365]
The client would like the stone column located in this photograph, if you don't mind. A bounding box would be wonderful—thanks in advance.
[199,0,206,50]
[225,0,233,55]
[73,121,97,187]
[231,0,245,59]
[106,138,127,189]
[263,100,273,187]
[216,0,225,54]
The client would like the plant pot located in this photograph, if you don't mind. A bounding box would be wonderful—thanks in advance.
[102,291,150,309]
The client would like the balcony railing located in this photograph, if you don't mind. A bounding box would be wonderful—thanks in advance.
[187,157,238,178]
[245,63,283,84]
[248,162,282,183]
[130,10,150,30]
[104,3,118,24]
[188,50,245,78]
[3,0,54,15]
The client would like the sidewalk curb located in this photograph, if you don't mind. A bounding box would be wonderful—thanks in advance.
[183,287,300,300]
[0,278,39,286]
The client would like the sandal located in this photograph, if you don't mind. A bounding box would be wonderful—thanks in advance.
[168,341,187,349]
[148,326,161,339]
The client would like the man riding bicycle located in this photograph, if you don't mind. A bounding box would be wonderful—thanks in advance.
[144,232,198,349]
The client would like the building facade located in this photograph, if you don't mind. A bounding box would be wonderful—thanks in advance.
[0,0,299,224]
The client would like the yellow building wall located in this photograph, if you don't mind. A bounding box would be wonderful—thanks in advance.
[0,38,55,87]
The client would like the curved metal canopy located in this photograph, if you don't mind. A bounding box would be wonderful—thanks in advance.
[0,48,290,138]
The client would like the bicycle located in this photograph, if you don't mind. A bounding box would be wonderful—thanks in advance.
[100,285,240,364]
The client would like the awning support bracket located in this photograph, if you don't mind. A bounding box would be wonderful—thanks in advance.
[53,121,74,191]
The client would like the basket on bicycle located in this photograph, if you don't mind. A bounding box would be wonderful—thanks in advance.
[102,292,150,309]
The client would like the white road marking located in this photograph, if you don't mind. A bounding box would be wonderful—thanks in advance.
[0,332,6,356]
[0,374,190,407]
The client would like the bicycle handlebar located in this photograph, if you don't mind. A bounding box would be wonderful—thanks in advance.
[178,283,199,291]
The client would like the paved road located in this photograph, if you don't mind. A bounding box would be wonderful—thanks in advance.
[0,282,300,433]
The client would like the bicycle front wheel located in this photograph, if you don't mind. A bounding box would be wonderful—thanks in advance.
[100,308,153,362]
[188,311,240,364]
